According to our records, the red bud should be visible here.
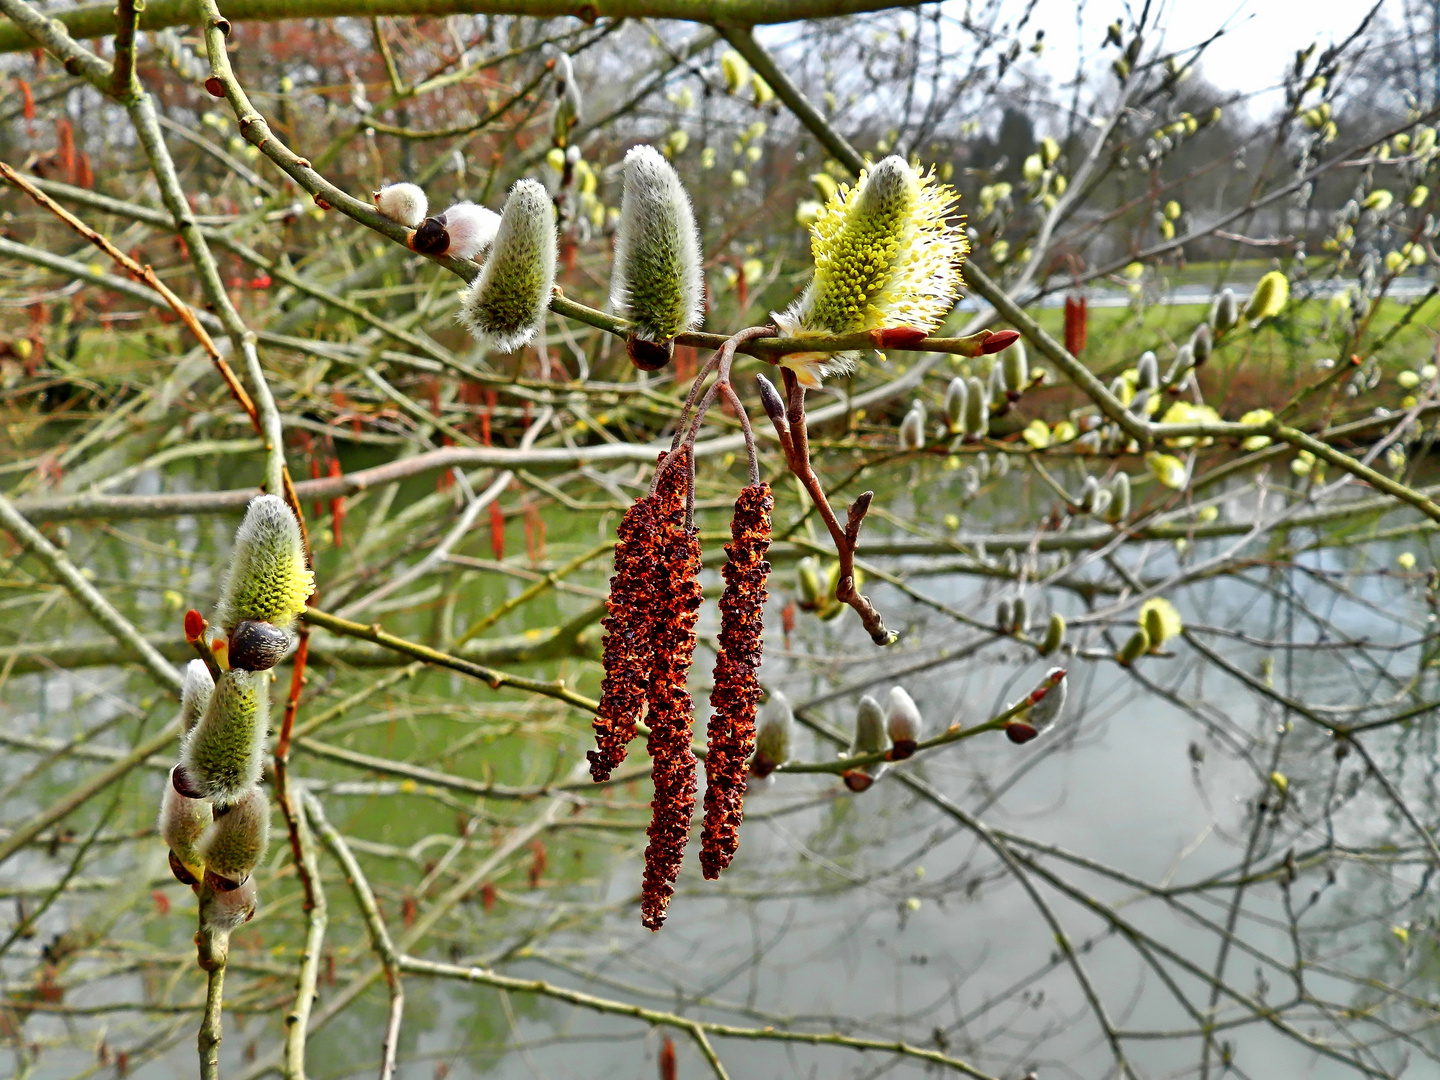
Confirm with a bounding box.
[183,609,207,644]
[204,77,225,98]
[1005,722,1039,745]
[842,770,875,792]
[875,326,930,349]
[981,329,1021,355]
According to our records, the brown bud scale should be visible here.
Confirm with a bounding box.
[699,483,772,880]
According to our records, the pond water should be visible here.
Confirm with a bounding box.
[2,450,1436,1080]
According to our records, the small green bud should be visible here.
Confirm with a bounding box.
[180,659,214,735]
[1143,605,1167,649]
[720,49,751,95]
[1040,612,1066,656]
[1118,627,1150,665]
[995,599,1012,632]
[458,178,557,353]
[215,495,313,634]
[181,669,270,808]
[797,557,823,606]
[1136,351,1159,392]
[200,786,270,886]
[1211,288,1238,332]
[1001,338,1028,399]
[1012,596,1029,636]
[1079,475,1099,512]
[751,691,793,777]
[963,375,989,440]
[944,376,967,433]
[610,145,704,351]
[1244,271,1288,323]
[1191,323,1212,363]
[1166,343,1195,386]
[1104,472,1130,524]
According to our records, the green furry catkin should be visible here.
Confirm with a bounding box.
[181,669,269,807]
[609,144,704,345]
[458,178,557,352]
[215,495,313,634]
[199,785,270,884]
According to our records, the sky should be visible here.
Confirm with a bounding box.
[1026,0,1386,112]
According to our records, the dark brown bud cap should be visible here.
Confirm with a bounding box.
[228,619,291,671]
[1005,722,1039,744]
[626,335,674,371]
[410,215,450,256]
[169,848,200,886]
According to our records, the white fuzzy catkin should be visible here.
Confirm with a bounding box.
[373,182,428,228]
[458,179,557,352]
[752,691,794,775]
[851,695,889,780]
[199,785,271,884]
[609,144,704,344]
[181,669,269,808]
[214,495,313,634]
[180,658,214,734]
[201,875,258,933]
[885,686,923,746]
[439,202,502,261]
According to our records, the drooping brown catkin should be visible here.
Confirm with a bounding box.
[700,483,773,880]
[639,451,703,930]
[588,491,661,782]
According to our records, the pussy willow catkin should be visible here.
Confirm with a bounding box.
[588,466,665,782]
[699,483,772,880]
[639,452,702,931]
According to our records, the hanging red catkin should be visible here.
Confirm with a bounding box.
[639,452,702,930]
[588,488,661,781]
[700,482,772,880]
[1064,294,1088,356]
